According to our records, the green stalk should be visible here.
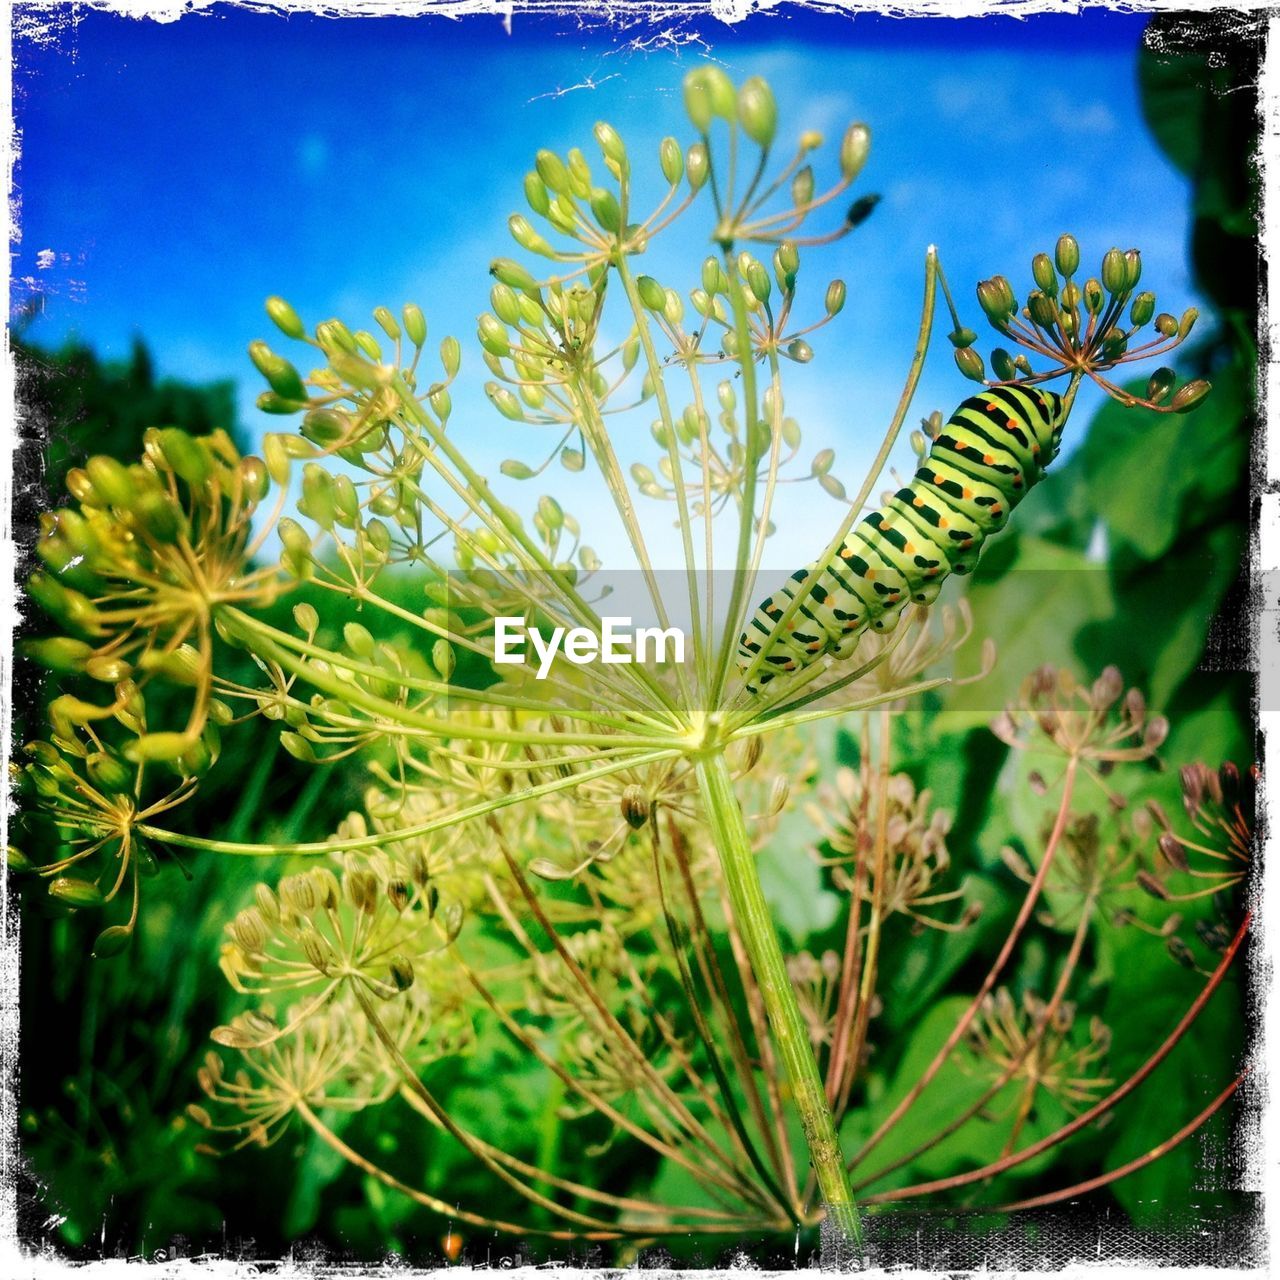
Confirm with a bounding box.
[694,748,863,1261]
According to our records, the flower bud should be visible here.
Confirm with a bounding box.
[1178,307,1199,338]
[593,120,626,164]
[656,136,683,187]
[534,149,571,194]
[486,383,524,422]
[508,215,554,258]
[686,142,709,192]
[737,76,777,148]
[991,348,1016,381]
[745,260,771,302]
[1123,249,1142,289]
[787,339,813,363]
[389,955,416,992]
[248,341,307,402]
[792,165,815,209]
[1083,278,1105,315]
[23,636,93,674]
[266,296,305,339]
[1146,366,1172,404]
[477,315,510,357]
[590,187,622,234]
[523,171,550,215]
[824,280,846,316]
[1054,234,1080,277]
[1170,379,1211,414]
[1032,253,1058,297]
[683,67,736,132]
[85,456,134,509]
[1027,291,1058,330]
[1101,248,1128,295]
[49,877,105,908]
[636,275,667,311]
[954,348,986,382]
[1129,291,1156,326]
[402,303,428,346]
[976,276,1016,324]
[839,123,871,180]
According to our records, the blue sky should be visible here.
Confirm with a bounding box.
[14,7,1196,568]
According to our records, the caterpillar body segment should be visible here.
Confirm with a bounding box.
[738,385,1067,691]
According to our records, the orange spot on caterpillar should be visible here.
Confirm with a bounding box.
[1006,418,1018,429]
[983,454,994,464]
[963,488,973,500]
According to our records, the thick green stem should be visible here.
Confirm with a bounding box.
[694,749,864,1261]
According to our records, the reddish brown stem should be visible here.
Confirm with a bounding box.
[862,911,1249,1204]
[848,755,1080,1171]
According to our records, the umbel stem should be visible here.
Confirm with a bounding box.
[694,749,865,1265]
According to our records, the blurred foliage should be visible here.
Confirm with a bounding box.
[14,11,1258,1266]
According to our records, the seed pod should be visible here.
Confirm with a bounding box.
[954,347,985,382]
[636,275,667,311]
[686,142,709,192]
[1170,379,1211,414]
[508,215,554,258]
[49,876,105,908]
[792,165,815,208]
[787,339,813,363]
[1146,366,1177,404]
[824,280,846,316]
[1027,291,1058,329]
[1031,253,1058,297]
[266,296,305,339]
[1082,278,1104,316]
[991,348,1016,381]
[1101,248,1127,295]
[389,955,416,992]
[659,136,683,186]
[737,76,778,148]
[590,187,622,234]
[620,785,649,829]
[232,908,268,956]
[1055,233,1080,277]
[839,122,871,180]
[683,66,735,131]
[1129,291,1156,326]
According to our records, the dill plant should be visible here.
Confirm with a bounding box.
[17,69,1244,1260]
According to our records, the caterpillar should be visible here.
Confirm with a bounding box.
[738,384,1067,690]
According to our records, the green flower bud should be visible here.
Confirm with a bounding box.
[1027,291,1059,330]
[1178,307,1199,338]
[976,276,1016,324]
[658,136,683,186]
[315,318,357,355]
[523,171,550,216]
[954,347,986,382]
[248,341,307,401]
[1083,278,1105,316]
[92,925,133,958]
[372,305,400,341]
[84,655,131,683]
[593,121,626,164]
[791,165,815,209]
[1129,291,1156,326]
[1123,249,1143,289]
[991,348,1017,381]
[486,383,525,421]
[239,457,269,502]
[1146,367,1177,404]
[825,280,847,316]
[777,240,800,276]
[256,391,305,415]
[429,386,452,420]
[1032,253,1058,297]
[746,260,771,302]
[1171,379,1211,413]
[490,283,522,326]
[300,463,337,529]
[683,67,736,131]
[85,455,134,509]
[560,447,585,472]
[156,428,210,486]
[49,876,105,908]
[23,636,93,674]
[839,123,871,180]
[501,459,534,480]
[265,295,305,339]
[508,215,555,258]
[589,187,622,234]
[1101,248,1128,295]
[490,258,539,294]
[440,335,462,378]
[534,149,571,194]
[477,315,511,357]
[1055,233,1080,277]
[737,76,777,148]
[125,731,197,764]
[566,148,592,198]
[787,339,813,363]
[686,142,709,192]
[948,326,978,349]
[636,275,667,311]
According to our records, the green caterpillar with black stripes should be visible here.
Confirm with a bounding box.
[738,384,1068,690]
